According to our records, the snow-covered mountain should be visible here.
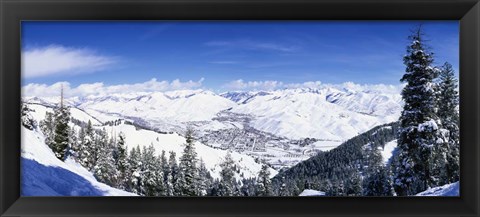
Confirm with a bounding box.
[229,88,401,140]
[24,86,402,169]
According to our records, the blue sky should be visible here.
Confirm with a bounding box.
[22,21,459,93]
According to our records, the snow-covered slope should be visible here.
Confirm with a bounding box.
[104,123,277,179]
[299,189,326,196]
[381,140,398,164]
[230,88,401,140]
[21,126,135,196]
[77,90,237,123]
[24,102,277,181]
[415,182,459,196]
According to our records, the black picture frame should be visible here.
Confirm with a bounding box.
[1,0,479,216]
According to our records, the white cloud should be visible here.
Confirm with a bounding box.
[334,82,405,94]
[22,45,116,78]
[284,81,323,89]
[222,79,284,91]
[22,78,205,98]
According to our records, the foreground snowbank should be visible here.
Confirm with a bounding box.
[416,182,459,196]
[21,126,135,196]
[299,189,326,196]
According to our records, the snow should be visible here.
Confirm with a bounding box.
[65,87,401,143]
[27,103,101,125]
[21,126,135,196]
[24,102,278,183]
[416,182,459,196]
[381,140,397,164]
[78,90,236,123]
[312,140,343,152]
[231,88,401,140]
[299,189,326,196]
[106,124,277,180]
[418,120,439,132]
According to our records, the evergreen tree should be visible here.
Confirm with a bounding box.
[240,178,257,196]
[393,26,448,195]
[78,120,97,171]
[436,62,460,184]
[66,127,78,159]
[153,157,166,196]
[175,169,187,196]
[178,128,199,196]
[141,144,159,196]
[256,164,272,196]
[278,176,290,196]
[39,111,55,149]
[165,172,175,196]
[114,132,129,189]
[94,129,117,186]
[345,169,362,196]
[52,92,71,160]
[160,150,169,182]
[197,158,211,196]
[168,151,179,195]
[219,152,236,196]
[21,103,36,130]
[363,146,394,196]
[128,146,143,195]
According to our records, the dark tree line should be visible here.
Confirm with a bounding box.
[272,122,400,196]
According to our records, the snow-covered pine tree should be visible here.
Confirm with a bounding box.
[112,132,129,188]
[154,156,166,196]
[219,151,236,196]
[178,128,199,196]
[362,147,393,196]
[21,102,36,130]
[66,127,78,159]
[39,111,55,149]
[168,151,180,195]
[78,120,97,170]
[94,129,117,186]
[393,26,449,195]
[240,178,256,196]
[160,150,169,185]
[278,176,290,196]
[128,146,143,195]
[256,164,272,196]
[140,144,159,196]
[197,158,211,196]
[174,168,186,196]
[52,86,71,160]
[436,62,460,184]
[345,169,362,196]
[166,172,175,196]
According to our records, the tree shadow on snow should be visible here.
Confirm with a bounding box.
[21,158,104,196]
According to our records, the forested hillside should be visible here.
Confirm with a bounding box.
[272,122,400,196]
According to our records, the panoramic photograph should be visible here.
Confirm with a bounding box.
[20,21,459,196]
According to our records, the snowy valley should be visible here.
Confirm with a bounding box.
[25,85,403,169]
